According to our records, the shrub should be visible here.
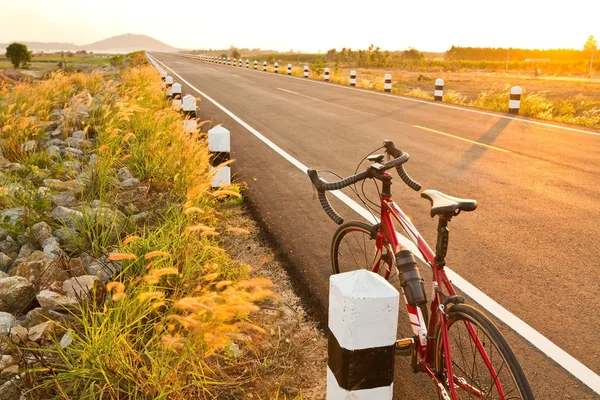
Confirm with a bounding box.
[6,42,32,68]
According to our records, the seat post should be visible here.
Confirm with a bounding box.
[434,215,451,267]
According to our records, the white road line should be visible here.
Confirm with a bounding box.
[170,53,600,137]
[149,54,600,395]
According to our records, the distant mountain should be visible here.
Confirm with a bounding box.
[0,34,178,53]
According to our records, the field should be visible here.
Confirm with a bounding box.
[252,60,600,128]
[0,52,111,79]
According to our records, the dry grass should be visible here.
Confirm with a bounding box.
[0,52,305,399]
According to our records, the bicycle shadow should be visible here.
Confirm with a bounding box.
[459,117,512,170]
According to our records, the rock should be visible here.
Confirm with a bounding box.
[117,167,134,181]
[42,179,84,192]
[124,203,138,216]
[0,172,6,186]
[28,320,60,342]
[59,329,74,348]
[0,377,21,400]
[0,239,19,259]
[93,206,126,227]
[0,355,15,371]
[0,277,35,314]
[61,147,84,158]
[20,140,37,154]
[30,222,53,245]
[0,312,16,334]
[67,257,88,276]
[35,290,78,312]
[62,160,81,173]
[51,206,84,229]
[0,254,12,272]
[49,191,77,207]
[22,307,71,328]
[42,237,63,260]
[0,208,25,226]
[8,260,70,292]
[120,178,140,187]
[8,326,28,343]
[5,163,24,173]
[44,138,66,148]
[37,186,51,198]
[71,131,85,139]
[9,251,45,271]
[15,244,35,261]
[89,154,97,167]
[131,212,148,224]
[47,128,62,137]
[85,261,119,283]
[30,168,51,183]
[53,228,78,246]
[65,137,92,150]
[0,272,6,279]
[62,275,105,303]
[46,145,61,158]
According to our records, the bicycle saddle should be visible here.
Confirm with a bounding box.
[421,189,477,218]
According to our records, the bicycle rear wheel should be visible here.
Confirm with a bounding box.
[434,304,534,399]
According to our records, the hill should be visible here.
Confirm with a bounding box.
[0,34,177,53]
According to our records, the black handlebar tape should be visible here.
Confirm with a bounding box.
[397,165,421,191]
[318,190,344,225]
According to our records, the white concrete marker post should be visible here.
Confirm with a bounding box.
[274,62,279,73]
[246,59,249,68]
[160,70,167,88]
[327,270,398,399]
[263,61,267,71]
[208,126,231,188]
[324,67,330,82]
[434,78,444,101]
[182,94,197,134]
[233,58,237,67]
[384,74,392,92]
[165,76,174,98]
[304,65,309,78]
[171,82,182,107]
[254,60,258,70]
[239,59,242,67]
[228,57,231,66]
[350,70,357,86]
[509,86,522,114]
[287,63,292,75]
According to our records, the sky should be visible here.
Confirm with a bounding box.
[0,0,598,52]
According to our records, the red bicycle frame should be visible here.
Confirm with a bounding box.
[372,184,504,399]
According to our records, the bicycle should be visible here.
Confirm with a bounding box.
[307,140,534,399]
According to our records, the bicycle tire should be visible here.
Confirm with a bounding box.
[331,220,429,333]
[434,304,534,399]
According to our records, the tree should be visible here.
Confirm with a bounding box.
[584,35,597,52]
[229,45,240,60]
[6,42,32,69]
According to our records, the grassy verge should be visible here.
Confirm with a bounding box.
[1,51,287,399]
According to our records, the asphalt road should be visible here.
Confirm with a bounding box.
[151,53,600,399]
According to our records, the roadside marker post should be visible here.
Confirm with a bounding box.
[233,58,237,66]
[160,70,167,88]
[509,86,522,114]
[254,60,258,70]
[182,94,197,133]
[228,57,231,66]
[327,270,398,399]
[274,62,279,73]
[171,82,182,107]
[246,59,249,68]
[287,63,292,75]
[207,126,231,188]
[239,59,242,67]
[384,74,392,92]
[324,67,330,82]
[350,70,357,86]
[165,76,174,98]
[304,65,309,78]
[434,78,444,101]
[263,61,267,71]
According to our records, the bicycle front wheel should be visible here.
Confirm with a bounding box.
[434,304,534,399]
[331,221,395,280]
